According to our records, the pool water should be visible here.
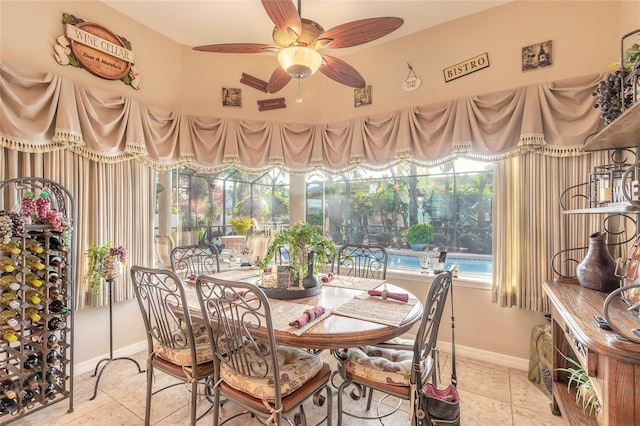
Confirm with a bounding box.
[387,252,492,275]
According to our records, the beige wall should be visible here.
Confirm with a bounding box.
[1,0,638,369]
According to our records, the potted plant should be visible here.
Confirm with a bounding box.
[406,223,435,251]
[260,222,337,287]
[557,353,602,420]
[85,242,127,294]
[230,216,252,235]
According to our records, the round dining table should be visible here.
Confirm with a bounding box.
[183,268,424,350]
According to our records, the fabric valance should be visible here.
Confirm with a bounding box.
[1,60,605,174]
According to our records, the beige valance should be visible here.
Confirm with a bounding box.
[1,60,605,173]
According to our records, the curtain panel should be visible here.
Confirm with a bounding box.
[1,60,606,173]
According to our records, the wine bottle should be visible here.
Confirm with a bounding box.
[38,236,68,252]
[25,290,42,306]
[25,307,42,322]
[22,255,45,271]
[0,293,21,310]
[0,377,17,400]
[24,273,44,288]
[21,389,37,410]
[0,242,21,255]
[23,353,43,374]
[48,317,66,330]
[0,396,18,415]
[0,310,20,329]
[0,257,16,273]
[0,328,18,343]
[46,334,59,349]
[24,239,44,254]
[46,350,63,368]
[0,275,21,292]
[48,286,64,301]
[48,256,66,268]
[49,300,68,314]
[44,383,57,400]
[47,272,62,286]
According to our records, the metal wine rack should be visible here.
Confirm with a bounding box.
[0,178,75,423]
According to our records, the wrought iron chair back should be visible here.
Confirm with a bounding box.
[335,244,388,280]
[170,243,220,278]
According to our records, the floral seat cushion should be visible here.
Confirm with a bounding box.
[220,344,323,401]
[345,345,413,386]
[154,324,213,366]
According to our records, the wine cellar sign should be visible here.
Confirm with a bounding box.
[54,13,140,90]
[443,52,490,83]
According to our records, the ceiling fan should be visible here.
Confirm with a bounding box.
[193,0,404,93]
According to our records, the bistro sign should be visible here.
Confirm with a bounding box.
[443,53,490,83]
[54,13,140,90]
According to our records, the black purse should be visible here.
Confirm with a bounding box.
[416,281,460,426]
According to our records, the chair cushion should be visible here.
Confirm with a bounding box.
[220,344,323,401]
[154,324,213,366]
[345,345,413,386]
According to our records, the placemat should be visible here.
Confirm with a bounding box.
[333,294,417,327]
[322,275,384,291]
[214,268,260,282]
[269,301,332,336]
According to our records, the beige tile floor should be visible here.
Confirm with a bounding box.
[8,350,564,426]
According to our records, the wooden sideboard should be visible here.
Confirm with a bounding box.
[543,280,640,425]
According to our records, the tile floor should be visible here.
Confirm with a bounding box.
[7,350,565,426]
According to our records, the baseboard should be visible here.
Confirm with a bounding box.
[438,340,529,371]
[73,340,148,376]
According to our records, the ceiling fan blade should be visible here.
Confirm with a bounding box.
[193,43,273,54]
[261,0,302,37]
[319,55,365,88]
[318,17,404,49]
[268,66,292,93]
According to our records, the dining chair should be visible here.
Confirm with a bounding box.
[170,243,220,278]
[194,275,333,426]
[334,244,388,280]
[130,266,216,426]
[334,269,454,425]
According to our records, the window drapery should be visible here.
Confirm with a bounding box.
[1,60,612,310]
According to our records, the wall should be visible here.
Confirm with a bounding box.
[1,0,638,370]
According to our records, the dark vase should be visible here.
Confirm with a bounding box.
[576,231,620,293]
[302,252,320,289]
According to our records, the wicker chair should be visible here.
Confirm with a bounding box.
[335,270,454,425]
[130,266,215,426]
[194,276,333,426]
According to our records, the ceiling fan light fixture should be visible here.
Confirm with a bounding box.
[277,46,322,79]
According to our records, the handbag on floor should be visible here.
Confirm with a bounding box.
[416,279,461,426]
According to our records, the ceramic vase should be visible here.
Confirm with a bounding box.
[576,231,620,293]
[103,254,122,280]
[302,251,320,289]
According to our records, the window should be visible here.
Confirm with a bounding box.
[306,160,493,275]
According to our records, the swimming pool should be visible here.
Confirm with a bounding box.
[386,251,492,275]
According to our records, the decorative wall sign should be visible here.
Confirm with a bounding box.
[443,53,490,82]
[54,13,140,90]
[257,97,286,111]
[240,73,269,93]
[222,88,242,107]
[402,63,421,92]
[522,40,553,72]
[354,85,372,107]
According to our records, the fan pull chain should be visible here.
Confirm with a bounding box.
[296,79,303,103]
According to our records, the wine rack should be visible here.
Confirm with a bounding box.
[0,178,75,423]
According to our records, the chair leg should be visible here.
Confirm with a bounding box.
[144,363,153,426]
[365,386,374,410]
[190,380,198,426]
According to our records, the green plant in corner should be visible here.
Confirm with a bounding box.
[556,352,601,416]
[230,216,253,235]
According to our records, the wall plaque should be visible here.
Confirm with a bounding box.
[257,97,286,111]
[54,13,140,90]
[240,73,269,93]
[443,53,489,83]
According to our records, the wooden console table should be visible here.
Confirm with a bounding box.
[543,280,640,425]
